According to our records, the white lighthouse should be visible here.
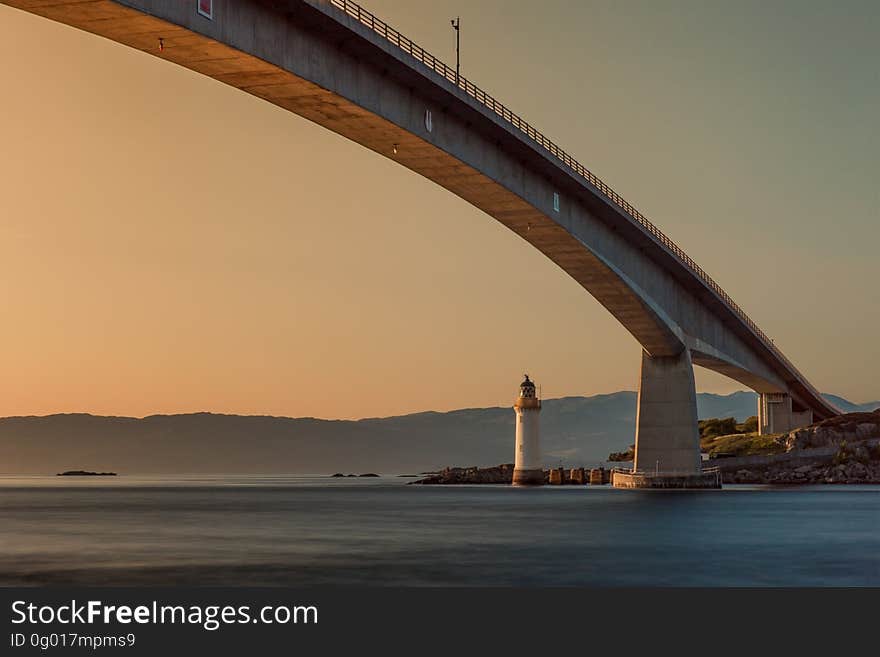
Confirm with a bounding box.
[513,374,543,486]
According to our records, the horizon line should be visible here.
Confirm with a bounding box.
[1,390,874,424]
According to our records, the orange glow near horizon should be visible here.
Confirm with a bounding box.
[0,1,877,420]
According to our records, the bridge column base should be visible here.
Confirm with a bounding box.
[612,469,721,489]
[630,348,703,476]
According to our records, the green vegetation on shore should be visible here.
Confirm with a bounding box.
[700,431,786,457]
[608,415,783,461]
[699,416,757,439]
[699,415,784,457]
[607,446,635,461]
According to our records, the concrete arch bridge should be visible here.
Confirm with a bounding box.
[4,0,841,484]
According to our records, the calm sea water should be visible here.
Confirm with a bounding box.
[1,475,878,586]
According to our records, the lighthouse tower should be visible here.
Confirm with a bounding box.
[513,374,543,486]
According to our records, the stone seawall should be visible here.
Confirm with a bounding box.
[410,464,612,485]
[711,438,880,484]
[707,438,880,473]
[707,447,837,472]
[611,469,722,489]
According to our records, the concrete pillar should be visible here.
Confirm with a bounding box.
[759,393,789,434]
[549,468,564,485]
[791,409,813,429]
[757,394,763,433]
[758,393,812,435]
[633,349,701,475]
[570,468,585,485]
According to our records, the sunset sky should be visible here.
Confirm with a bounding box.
[0,0,877,420]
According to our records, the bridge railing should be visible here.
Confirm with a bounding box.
[327,0,811,390]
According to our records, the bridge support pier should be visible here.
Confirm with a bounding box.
[758,393,813,435]
[613,349,720,489]
[633,348,701,474]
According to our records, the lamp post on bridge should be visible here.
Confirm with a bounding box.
[450,16,460,85]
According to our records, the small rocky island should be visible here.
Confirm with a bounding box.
[56,470,117,476]
[412,464,516,485]
[331,473,380,478]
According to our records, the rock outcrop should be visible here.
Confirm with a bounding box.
[411,464,516,485]
[784,411,880,451]
[728,461,880,485]
[724,411,880,484]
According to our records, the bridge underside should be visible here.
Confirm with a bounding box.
[3,0,838,486]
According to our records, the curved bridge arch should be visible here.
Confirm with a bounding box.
[4,0,841,471]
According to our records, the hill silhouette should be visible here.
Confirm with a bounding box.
[0,392,875,474]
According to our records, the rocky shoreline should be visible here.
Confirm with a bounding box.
[410,464,515,485]
[716,411,880,484]
[412,456,880,486]
[409,463,612,485]
[726,461,880,484]
[412,411,880,486]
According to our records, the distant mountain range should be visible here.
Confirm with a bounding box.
[1,392,876,475]
[820,394,880,415]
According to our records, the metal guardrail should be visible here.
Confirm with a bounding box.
[327,0,825,404]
